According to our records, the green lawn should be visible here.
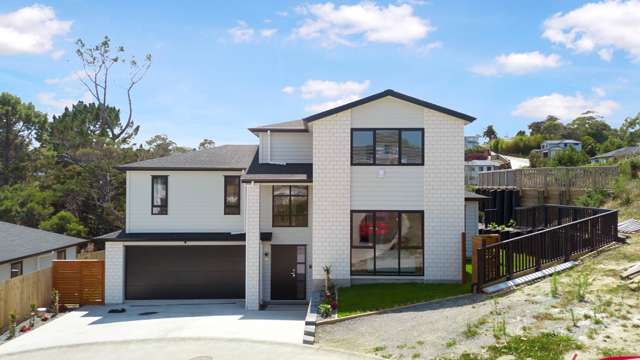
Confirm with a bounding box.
[337,281,472,317]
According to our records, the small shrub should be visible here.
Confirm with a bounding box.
[493,317,507,339]
[318,303,332,318]
[51,289,60,316]
[574,273,590,302]
[372,345,387,353]
[568,308,577,327]
[29,303,36,327]
[445,338,456,348]
[8,311,17,338]
[463,322,480,338]
[411,353,421,359]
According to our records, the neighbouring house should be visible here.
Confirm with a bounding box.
[0,221,88,281]
[464,191,486,257]
[532,139,582,159]
[464,135,480,149]
[465,159,501,185]
[97,89,476,310]
[491,153,530,169]
[591,146,640,164]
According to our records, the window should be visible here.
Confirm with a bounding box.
[10,261,22,278]
[351,129,423,165]
[273,185,308,227]
[56,250,66,260]
[351,211,423,276]
[151,175,168,215]
[224,176,241,215]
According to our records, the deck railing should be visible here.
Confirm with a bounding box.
[478,166,618,189]
[476,205,618,289]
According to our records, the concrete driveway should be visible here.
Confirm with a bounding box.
[0,301,307,356]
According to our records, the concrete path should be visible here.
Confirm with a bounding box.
[0,338,373,360]
[0,302,306,355]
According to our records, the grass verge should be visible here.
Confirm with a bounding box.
[337,282,471,317]
[487,332,583,360]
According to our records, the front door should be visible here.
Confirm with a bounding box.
[271,245,306,300]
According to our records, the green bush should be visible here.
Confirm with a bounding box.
[318,303,332,318]
[575,188,609,208]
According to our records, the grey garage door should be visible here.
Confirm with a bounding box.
[125,246,245,300]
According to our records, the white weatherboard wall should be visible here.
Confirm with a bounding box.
[424,108,466,281]
[0,246,77,281]
[258,132,312,163]
[311,111,351,287]
[126,171,245,233]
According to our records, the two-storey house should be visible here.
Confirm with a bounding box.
[98,89,477,310]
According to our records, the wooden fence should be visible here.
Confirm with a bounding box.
[0,267,52,332]
[52,260,104,305]
[475,205,619,289]
[478,166,618,190]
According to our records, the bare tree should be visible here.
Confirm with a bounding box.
[75,36,151,143]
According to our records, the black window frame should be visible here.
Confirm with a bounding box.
[224,175,241,215]
[10,261,23,278]
[151,175,168,215]
[351,128,424,166]
[350,210,424,276]
[272,185,309,227]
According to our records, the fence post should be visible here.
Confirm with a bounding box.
[461,232,466,284]
[506,242,513,280]
[589,219,596,251]
[564,226,571,261]
[543,206,549,228]
[535,233,543,271]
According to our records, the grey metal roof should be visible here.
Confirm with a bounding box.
[117,145,258,171]
[592,146,640,159]
[542,139,581,144]
[248,119,307,133]
[242,152,313,183]
[302,89,476,123]
[0,221,88,264]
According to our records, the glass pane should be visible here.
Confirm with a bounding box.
[376,130,399,164]
[296,263,306,274]
[352,130,374,164]
[351,248,374,274]
[297,246,306,262]
[152,177,167,206]
[291,186,308,196]
[400,248,423,274]
[290,196,307,215]
[375,212,399,273]
[273,185,290,196]
[401,130,422,164]
[273,215,289,227]
[291,215,308,227]
[273,196,290,215]
[401,213,423,248]
[352,212,374,246]
[225,177,239,206]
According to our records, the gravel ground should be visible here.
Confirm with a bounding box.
[317,236,640,359]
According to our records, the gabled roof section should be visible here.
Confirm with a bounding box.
[0,221,88,264]
[302,89,476,123]
[241,152,312,183]
[248,119,308,134]
[591,146,640,159]
[117,145,257,171]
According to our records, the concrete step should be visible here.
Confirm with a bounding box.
[303,334,315,345]
[304,325,315,337]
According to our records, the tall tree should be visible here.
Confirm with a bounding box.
[483,125,497,141]
[75,36,151,143]
[529,116,567,139]
[198,138,216,150]
[0,93,47,186]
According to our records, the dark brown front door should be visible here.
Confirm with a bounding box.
[271,245,306,300]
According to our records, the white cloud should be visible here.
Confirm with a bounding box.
[44,70,84,85]
[37,91,92,112]
[304,95,360,112]
[281,85,296,94]
[228,21,255,43]
[277,11,289,17]
[512,92,619,120]
[471,51,562,76]
[283,79,370,113]
[260,28,278,38]
[0,4,71,56]
[542,0,640,61]
[293,2,434,47]
[592,86,606,97]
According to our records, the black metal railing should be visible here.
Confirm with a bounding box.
[476,205,618,289]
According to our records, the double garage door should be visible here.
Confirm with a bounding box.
[125,246,245,300]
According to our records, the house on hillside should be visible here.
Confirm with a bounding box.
[465,159,502,185]
[591,146,640,164]
[533,139,582,159]
[464,135,480,149]
[0,221,88,281]
[97,89,478,310]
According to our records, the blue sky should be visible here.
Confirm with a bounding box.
[1,0,639,147]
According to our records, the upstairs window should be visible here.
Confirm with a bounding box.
[10,261,22,278]
[224,176,241,215]
[351,129,423,165]
[151,175,168,215]
[56,250,66,260]
[273,185,308,227]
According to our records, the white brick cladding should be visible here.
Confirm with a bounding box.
[424,108,466,281]
[465,201,479,258]
[311,111,352,283]
[244,183,261,310]
[105,242,124,304]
